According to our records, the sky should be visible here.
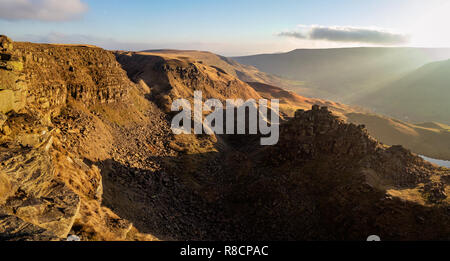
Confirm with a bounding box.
[1,0,450,56]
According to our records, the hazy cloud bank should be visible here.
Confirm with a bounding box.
[0,0,88,21]
[279,25,410,45]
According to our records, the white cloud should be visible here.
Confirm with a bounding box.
[279,25,410,45]
[0,0,88,21]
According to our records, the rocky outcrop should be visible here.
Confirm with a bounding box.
[0,35,13,52]
[0,213,59,241]
[115,51,261,112]
[2,38,80,240]
[273,106,437,187]
[11,41,130,119]
[195,106,445,240]
[0,135,80,240]
[0,37,157,241]
[277,106,377,161]
[421,182,447,203]
[0,35,27,115]
[0,113,6,130]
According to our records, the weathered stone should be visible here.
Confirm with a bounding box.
[0,144,81,239]
[2,125,11,135]
[0,70,19,90]
[0,37,155,241]
[0,212,58,241]
[5,61,23,72]
[320,106,329,112]
[0,113,6,129]
[0,173,13,205]
[0,35,13,52]
[0,37,27,114]
[421,182,447,203]
[0,88,26,114]
[0,53,12,61]
[294,109,304,118]
[11,41,129,115]
[0,89,15,113]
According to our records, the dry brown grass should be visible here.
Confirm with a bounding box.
[347,112,450,160]
[132,49,296,90]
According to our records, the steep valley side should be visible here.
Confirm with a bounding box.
[0,36,449,241]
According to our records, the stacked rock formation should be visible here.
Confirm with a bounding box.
[272,106,438,187]
[276,106,378,161]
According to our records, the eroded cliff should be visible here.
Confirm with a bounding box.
[0,35,449,241]
[0,36,157,240]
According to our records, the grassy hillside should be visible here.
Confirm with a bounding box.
[140,49,296,89]
[233,47,450,101]
[346,113,450,160]
[358,59,450,124]
[247,82,356,117]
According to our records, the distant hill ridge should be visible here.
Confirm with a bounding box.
[127,49,450,160]
[233,47,450,101]
[358,58,450,125]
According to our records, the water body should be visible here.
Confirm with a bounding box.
[420,155,450,168]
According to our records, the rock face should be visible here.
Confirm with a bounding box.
[0,108,82,240]
[246,106,450,240]
[1,36,131,121]
[0,138,80,240]
[421,182,447,203]
[115,51,261,112]
[0,213,59,241]
[0,35,13,52]
[275,106,436,187]
[0,113,6,129]
[277,106,377,160]
[12,42,130,118]
[0,37,156,241]
[0,35,27,114]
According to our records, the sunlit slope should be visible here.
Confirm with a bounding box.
[359,59,450,124]
[115,50,262,111]
[247,82,355,117]
[117,49,450,161]
[233,47,450,101]
[248,83,450,161]
[139,49,294,89]
[346,112,450,160]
